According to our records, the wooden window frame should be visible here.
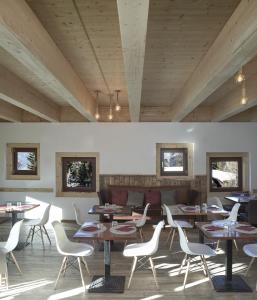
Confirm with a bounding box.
[160,148,188,176]
[209,157,243,192]
[6,143,40,180]
[56,152,99,197]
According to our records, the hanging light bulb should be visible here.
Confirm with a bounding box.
[94,90,100,120]
[108,94,113,120]
[235,67,245,84]
[241,80,247,105]
[115,90,121,111]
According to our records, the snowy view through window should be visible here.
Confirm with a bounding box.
[17,151,36,171]
[66,161,93,188]
[163,151,184,172]
[211,160,239,188]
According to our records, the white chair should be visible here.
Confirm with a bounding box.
[207,196,224,210]
[72,203,84,226]
[127,203,150,241]
[176,222,216,289]
[212,203,240,250]
[123,220,164,289]
[163,204,193,250]
[243,243,257,290]
[51,220,94,290]
[24,204,51,248]
[0,220,23,277]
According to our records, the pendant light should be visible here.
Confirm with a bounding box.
[241,80,247,105]
[108,94,113,120]
[235,67,245,84]
[115,90,121,111]
[94,90,100,120]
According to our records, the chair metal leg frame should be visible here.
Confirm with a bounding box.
[245,257,255,276]
[199,256,207,276]
[128,256,138,288]
[0,271,8,290]
[135,256,149,271]
[149,256,159,289]
[25,225,51,248]
[178,254,187,275]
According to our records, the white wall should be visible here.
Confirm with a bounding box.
[0,122,257,220]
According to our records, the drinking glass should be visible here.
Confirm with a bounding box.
[6,202,12,210]
[112,221,118,227]
[16,201,22,208]
[195,205,200,213]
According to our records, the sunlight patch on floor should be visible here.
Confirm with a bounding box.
[47,287,85,300]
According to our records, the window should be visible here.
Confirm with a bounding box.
[209,157,242,192]
[156,143,193,179]
[160,148,188,176]
[7,143,40,180]
[62,157,96,192]
[13,148,37,175]
[56,152,99,197]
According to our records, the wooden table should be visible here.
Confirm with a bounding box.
[0,203,40,226]
[196,221,257,292]
[88,205,132,222]
[74,222,137,293]
[169,205,228,219]
[224,196,255,204]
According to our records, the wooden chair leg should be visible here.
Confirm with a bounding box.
[54,256,67,289]
[178,254,187,275]
[166,228,172,244]
[81,257,90,276]
[10,252,22,274]
[169,229,176,250]
[183,258,191,289]
[200,255,207,276]
[139,228,144,242]
[202,256,214,289]
[43,225,51,245]
[39,226,45,249]
[31,226,36,244]
[233,239,238,251]
[77,257,85,292]
[149,257,159,289]
[245,257,255,276]
[25,227,32,245]
[128,256,137,289]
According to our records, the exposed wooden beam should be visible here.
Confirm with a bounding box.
[117,0,149,122]
[224,104,257,122]
[0,0,96,121]
[171,0,257,121]
[212,77,257,121]
[0,100,22,122]
[0,65,60,122]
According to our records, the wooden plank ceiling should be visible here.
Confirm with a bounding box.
[1,0,257,122]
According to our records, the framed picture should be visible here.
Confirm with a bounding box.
[7,143,40,180]
[56,152,99,197]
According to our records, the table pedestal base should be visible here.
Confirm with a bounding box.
[88,275,125,293]
[98,242,124,252]
[212,275,252,292]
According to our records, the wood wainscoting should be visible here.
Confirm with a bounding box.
[100,174,207,203]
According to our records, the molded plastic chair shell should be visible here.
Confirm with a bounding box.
[123,220,164,257]
[135,203,150,227]
[212,203,240,226]
[207,196,223,210]
[72,203,84,226]
[163,204,192,228]
[24,204,51,226]
[51,220,94,257]
[176,222,215,257]
[0,220,23,253]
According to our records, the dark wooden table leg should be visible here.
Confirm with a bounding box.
[226,239,233,281]
[11,212,18,226]
[199,230,204,244]
[104,240,111,277]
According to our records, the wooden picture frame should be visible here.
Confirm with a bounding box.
[6,143,40,180]
[56,152,99,197]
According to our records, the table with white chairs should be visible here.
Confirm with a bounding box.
[73,221,137,293]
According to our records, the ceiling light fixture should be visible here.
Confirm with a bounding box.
[108,94,113,120]
[94,90,100,120]
[235,67,245,84]
[241,80,247,105]
[115,90,121,112]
